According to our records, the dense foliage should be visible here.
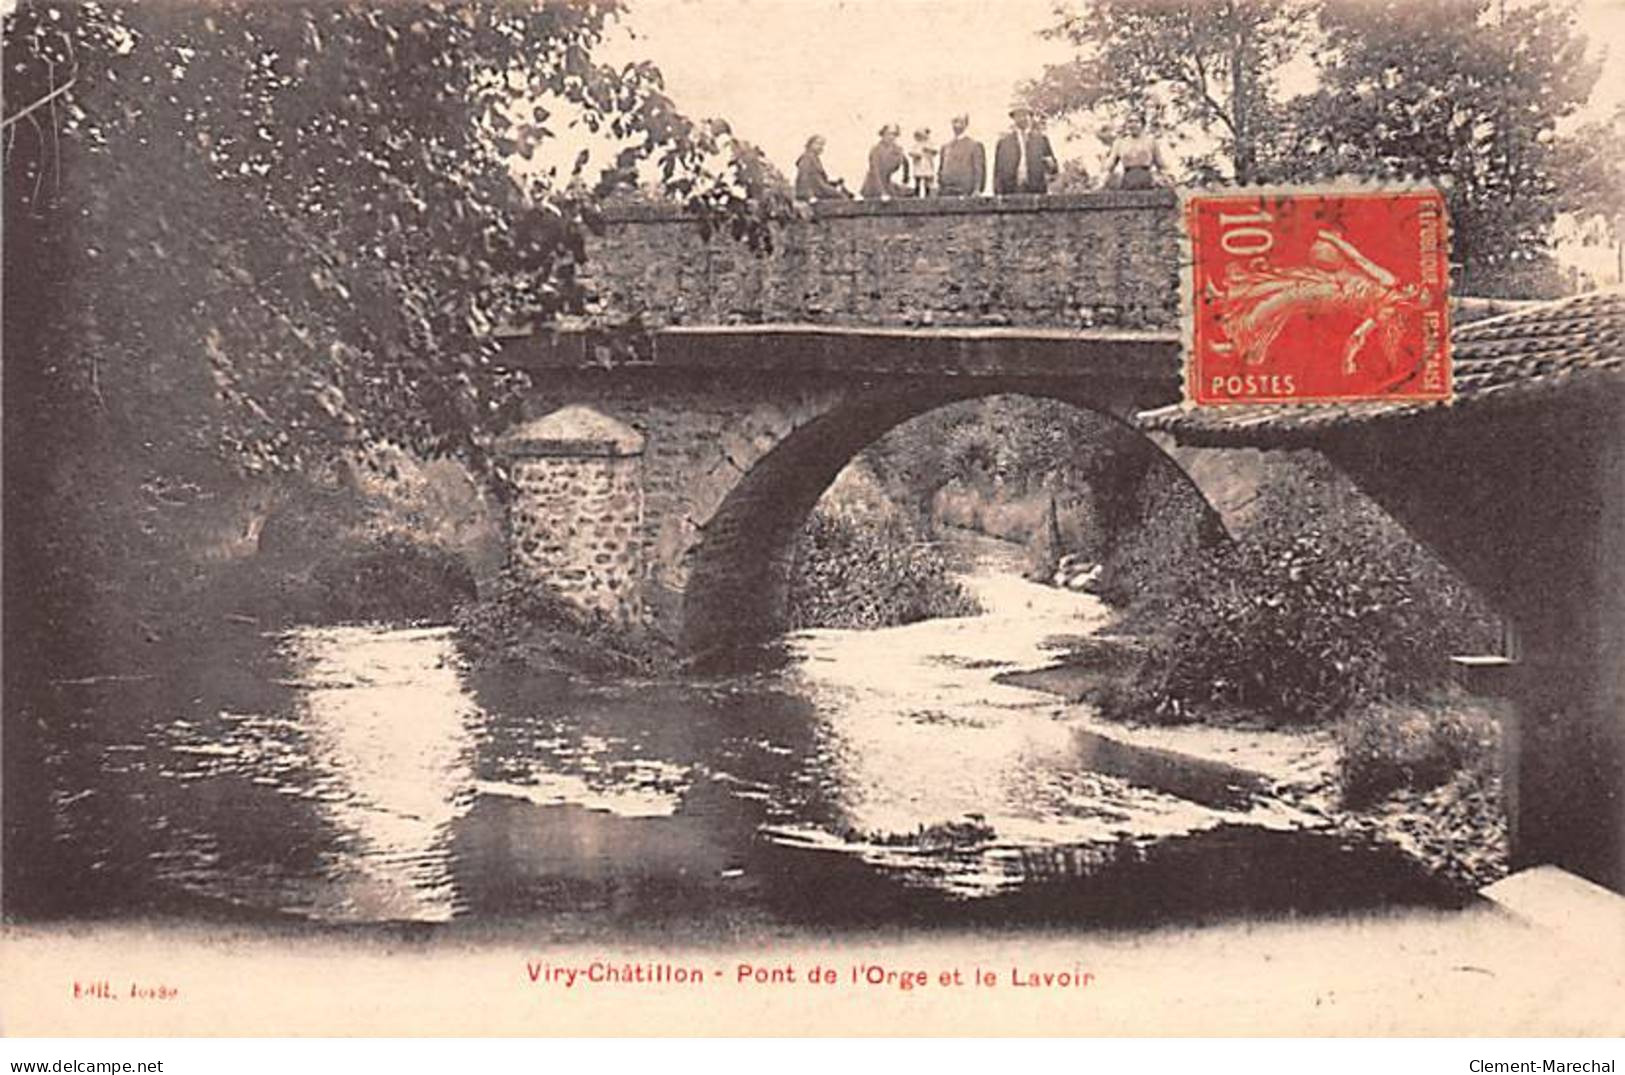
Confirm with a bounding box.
[860,396,1154,543]
[1337,697,1499,808]
[1023,0,1304,184]
[1092,463,1223,613]
[1098,459,1499,726]
[5,1,758,475]
[1020,0,1610,294]
[787,508,982,631]
[454,566,675,675]
[854,394,1222,624]
[3,0,771,676]
[1289,0,1602,295]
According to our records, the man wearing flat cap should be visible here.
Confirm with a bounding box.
[993,104,1058,195]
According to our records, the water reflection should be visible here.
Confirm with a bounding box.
[122,626,475,921]
[29,532,1454,927]
[277,625,477,921]
[765,531,1298,898]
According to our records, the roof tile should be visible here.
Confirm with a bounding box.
[1141,289,1625,446]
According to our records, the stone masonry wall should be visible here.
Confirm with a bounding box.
[508,455,644,624]
[510,374,850,630]
[510,371,1154,648]
[580,192,1179,331]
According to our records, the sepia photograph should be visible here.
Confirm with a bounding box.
[2,0,1622,1042]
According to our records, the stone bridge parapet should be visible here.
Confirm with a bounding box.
[578,190,1181,332]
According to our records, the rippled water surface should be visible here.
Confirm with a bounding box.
[28,532,1448,929]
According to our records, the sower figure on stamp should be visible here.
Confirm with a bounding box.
[937,114,986,197]
[993,104,1058,194]
[1221,230,1431,390]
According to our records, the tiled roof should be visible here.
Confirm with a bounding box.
[1139,289,1625,447]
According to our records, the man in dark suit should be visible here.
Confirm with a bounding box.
[993,105,1058,195]
[937,114,987,196]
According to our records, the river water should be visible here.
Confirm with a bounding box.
[28,531,1449,931]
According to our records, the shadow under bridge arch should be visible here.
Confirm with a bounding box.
[677,383,1229,660]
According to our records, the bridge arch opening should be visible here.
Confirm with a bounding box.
[676,387,1227,659]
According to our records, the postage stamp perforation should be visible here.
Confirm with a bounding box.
[1177,181,1454,409]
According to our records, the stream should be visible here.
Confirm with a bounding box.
[27,530,1450,930]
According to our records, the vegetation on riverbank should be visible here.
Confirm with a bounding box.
[1010,649,1507,892]
[453,568,677,676]
[4,1,781,705]
[1087,457,1500,727]
[786,510,982,631]
[450,460,982,675]
[787,466,982,631]
[799,398,1511,891]
[993,450,1509,889]
[1336,696,1501,809]
[1342,767,1509,893]
[4,445,506,690]
[1324,693,1506,891]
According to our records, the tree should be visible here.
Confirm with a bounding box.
[1019,0,1604,294]
[858,397,1149,537]
[1284,0,1601,295]
[1,0,776,674]
[1550,102,1625,286]
[5,1,766,477]
[600,120,793,224]
[1019,0,1312,184]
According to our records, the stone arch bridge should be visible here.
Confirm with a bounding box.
[495,192,1624,890]
[498,192,1195,651]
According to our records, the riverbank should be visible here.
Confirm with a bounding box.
[452,568,680,676]
[763,530,1458,911]
[998,636,1509,895]
[9,519,1506,933]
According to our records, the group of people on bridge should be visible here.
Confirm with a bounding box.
[794,105,1168,202]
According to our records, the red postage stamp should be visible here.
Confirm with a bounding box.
[1184,187,1451,406]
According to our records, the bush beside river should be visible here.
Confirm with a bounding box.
[453,567,677,675]
[1086,456,1500,728]
[783,459,983,632]
[1021,455,1510,894]
[452,460,981,674]
[786,508,982,631]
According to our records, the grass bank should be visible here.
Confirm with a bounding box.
[452,568,677,676]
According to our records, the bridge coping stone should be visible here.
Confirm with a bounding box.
[597,188,1179,224]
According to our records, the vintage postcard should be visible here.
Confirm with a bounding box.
[2,0,1621,1043]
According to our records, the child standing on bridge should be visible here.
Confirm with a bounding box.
[909,128,938,197]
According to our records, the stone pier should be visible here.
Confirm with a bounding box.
[497,405,646,625]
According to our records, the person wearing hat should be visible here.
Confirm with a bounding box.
[993,103,1058,195]
[861,123,910,200]
[937,114,987,197]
